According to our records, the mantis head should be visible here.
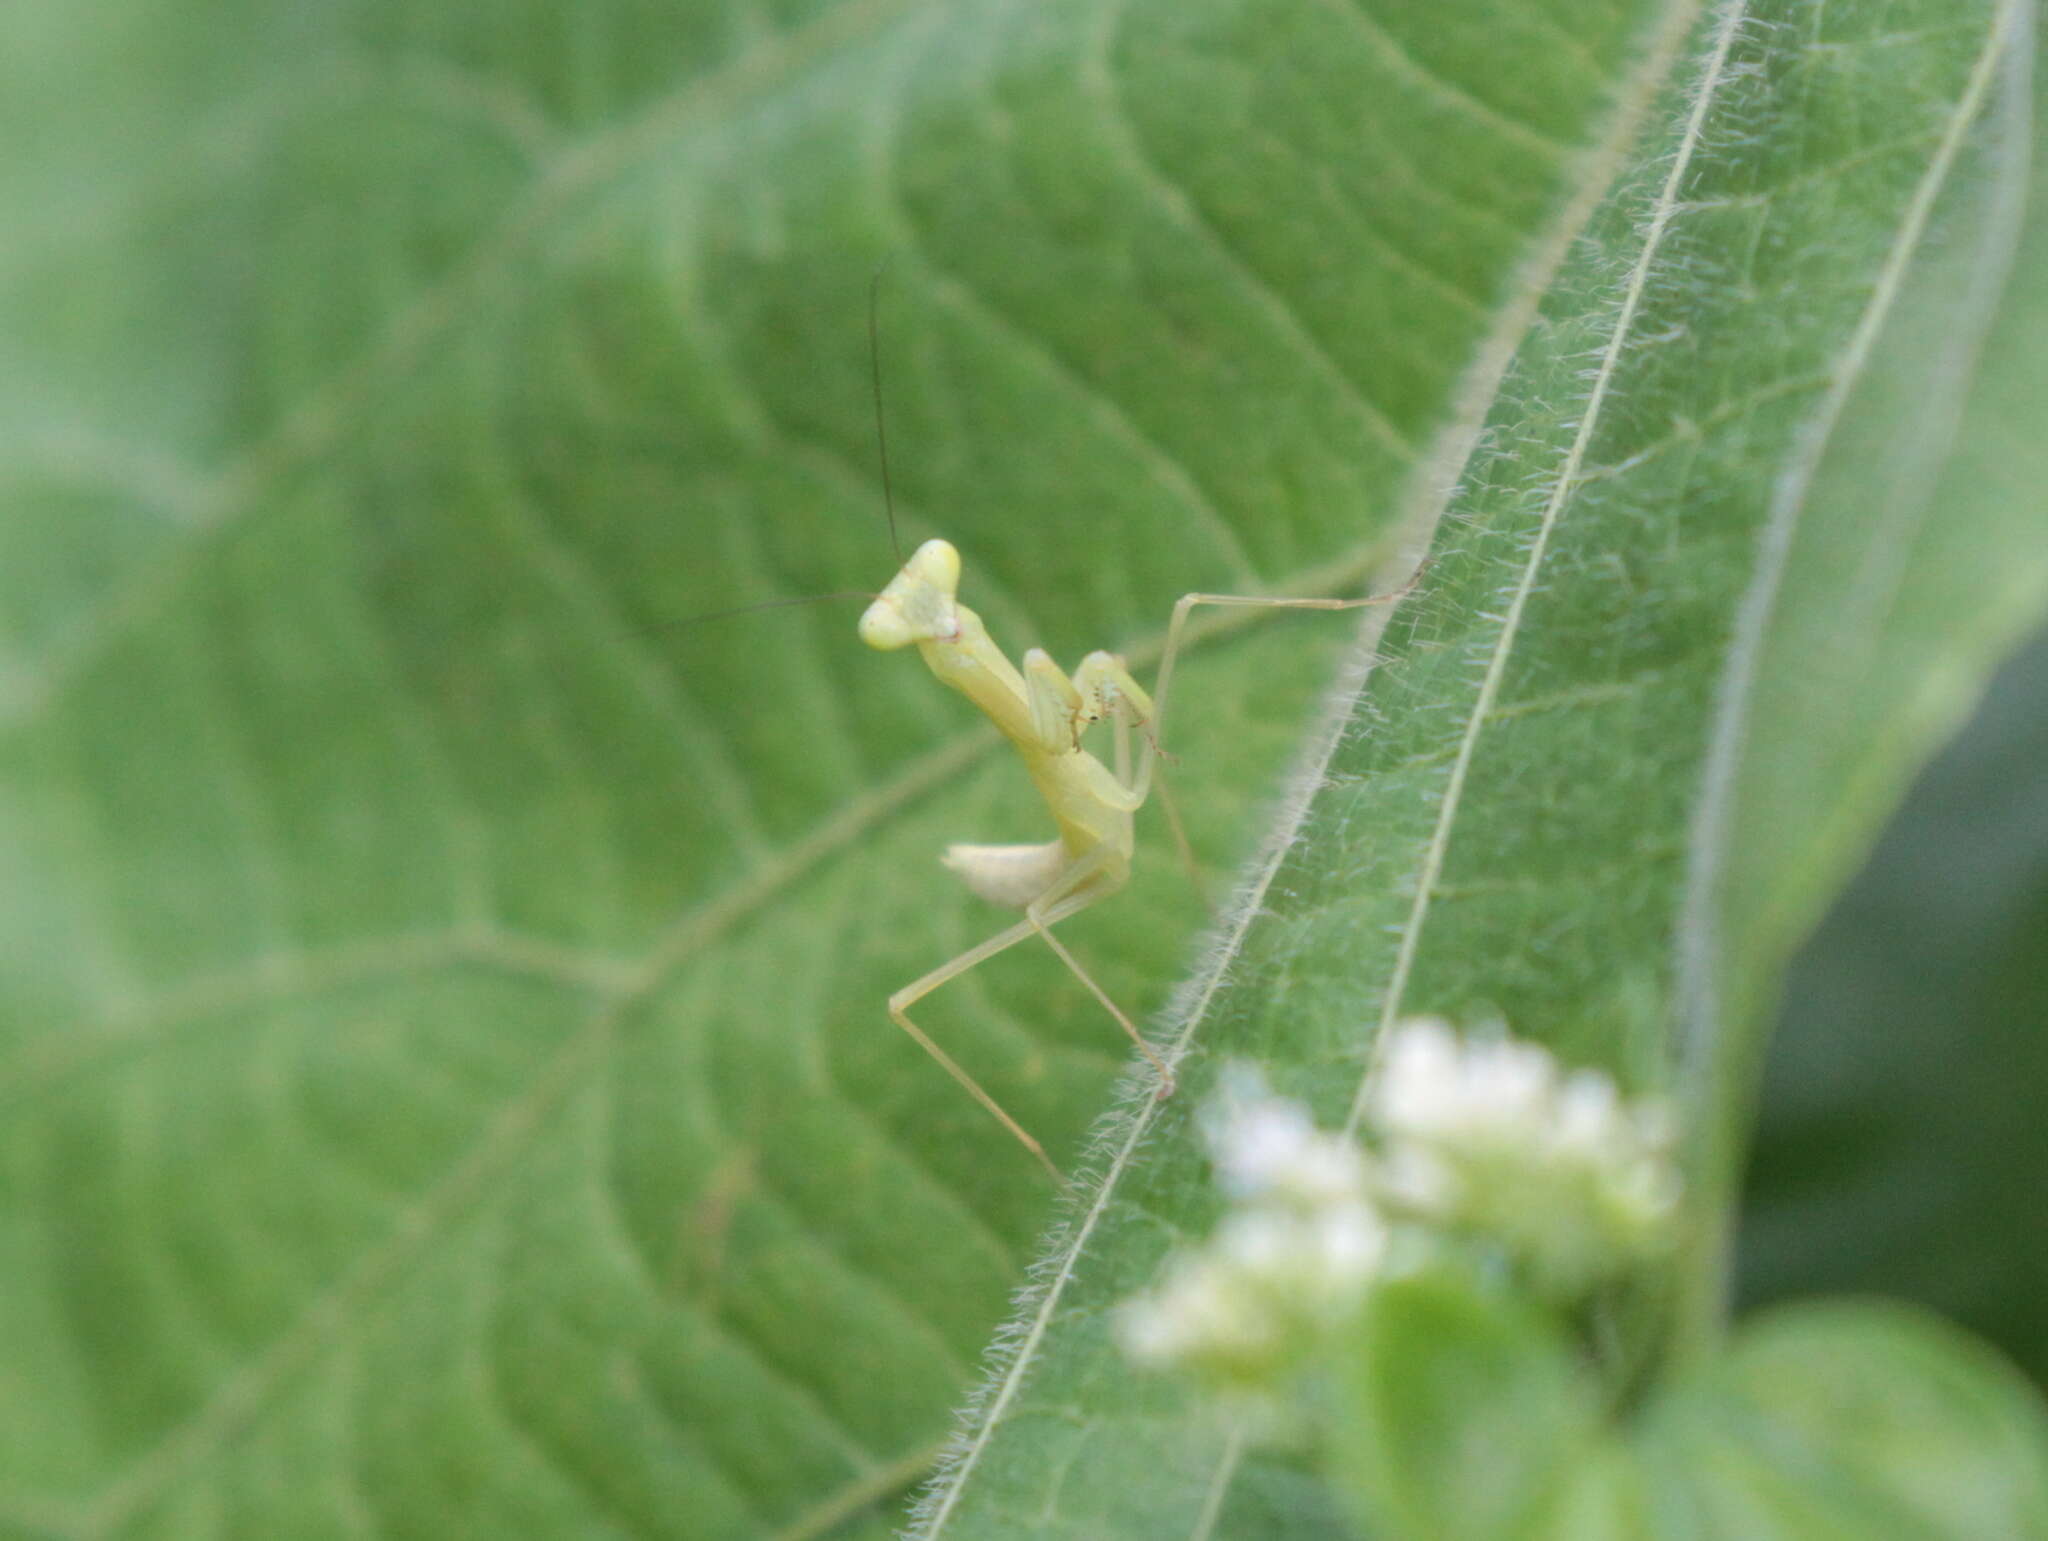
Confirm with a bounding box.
[859,537,962,650]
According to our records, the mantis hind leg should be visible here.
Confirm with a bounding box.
[887,846,1168,1185]
[886,912,1067,1184]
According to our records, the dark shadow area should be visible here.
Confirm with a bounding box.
[1738,618,2048,1388]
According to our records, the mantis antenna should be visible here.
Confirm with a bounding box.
[661,591,875,629]
[869,269,904,566]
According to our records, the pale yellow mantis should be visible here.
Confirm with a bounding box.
[858,537,1419,1183]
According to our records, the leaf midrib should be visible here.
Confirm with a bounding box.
[1340,0,1755,1144]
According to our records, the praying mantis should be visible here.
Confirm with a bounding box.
[859,536,1420,1184]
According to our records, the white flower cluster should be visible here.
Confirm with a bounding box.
[1116,1066,1384,1383]
[1367,1018,1678,1294]
[1118,1023,1681,1381]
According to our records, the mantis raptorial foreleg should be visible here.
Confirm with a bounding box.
[860,539,1422,1182]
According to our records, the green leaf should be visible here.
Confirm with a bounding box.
[1333,1272,1601,1541]
[911,0,2048,1534]
[3,2,2044,1541]
[1639,1302,2048,1539]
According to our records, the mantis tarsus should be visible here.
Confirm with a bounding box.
[858,537,1419,1184]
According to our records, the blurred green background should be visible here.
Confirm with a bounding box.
[1742,618,2048,1390]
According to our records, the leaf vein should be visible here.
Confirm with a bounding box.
[873,9,1263,588]
[1090,0,1420,463]
[1319,0,1576,159]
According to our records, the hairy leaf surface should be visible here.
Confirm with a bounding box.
[912,0,2048,1534]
